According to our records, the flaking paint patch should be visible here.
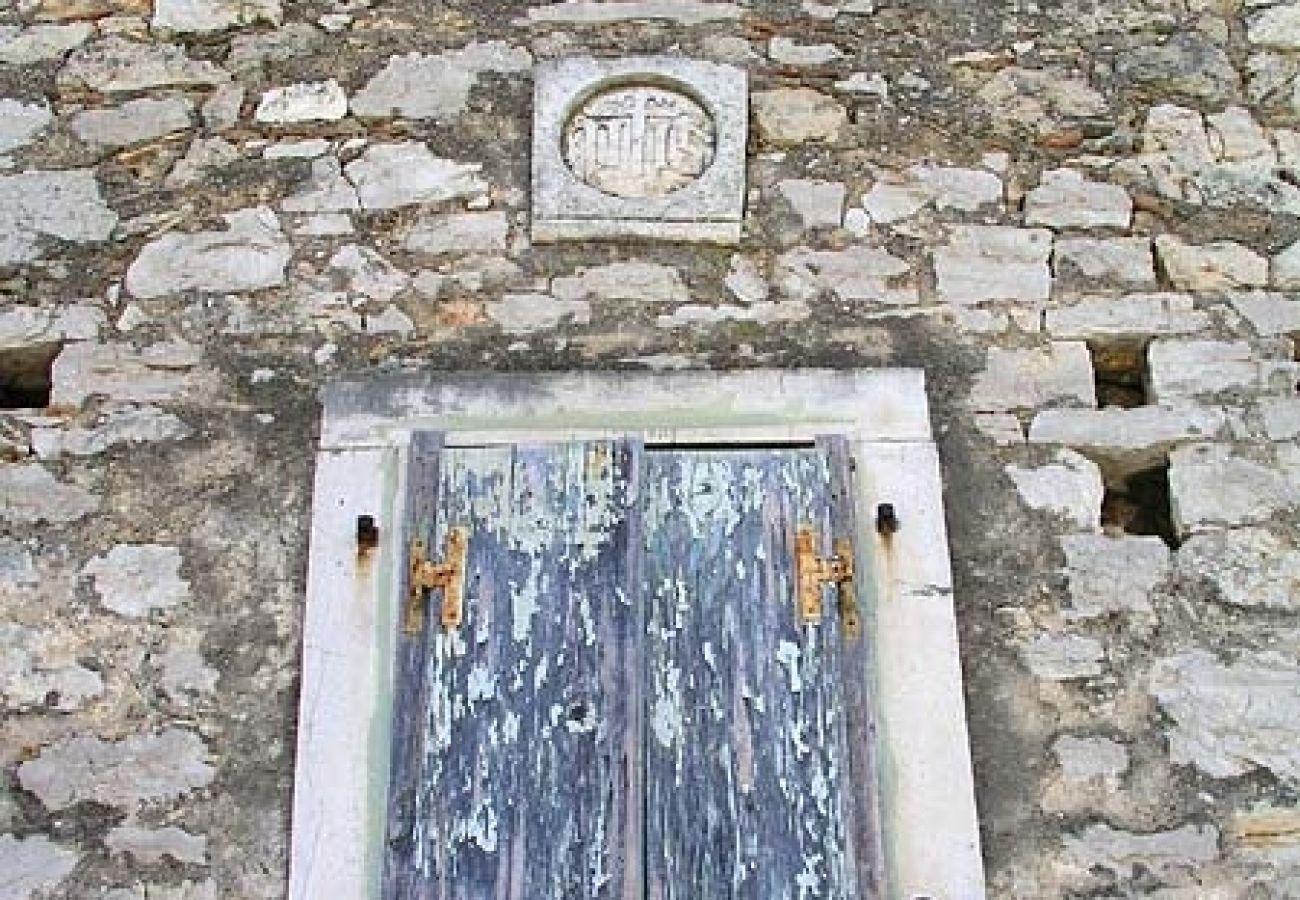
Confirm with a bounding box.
[652,664,683,749]
[510,560,542,642]
[466,661,495,704]
[777,640,804,693]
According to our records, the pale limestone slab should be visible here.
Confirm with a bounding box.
[125,207,291,298]
[1061,823,1218,884]
[82,544,190,617]
[70,97,193,149]
[968,343,1096,412]
[1004,448,1104,532]
[1021,633,1105,679]
[519,0,745,24]
[1025,168,1132,229]
[933,226,1053,305]
[351,43,531,122]
[152,0,280,32]
[0,169,117,266]
[1156,235,1269,292]
[1052,237,1156,289]
[344,143,485,211]
[1028,405,1226,469]
[17,729,214,812]
[106,825,207,865]
[0,98,51,154]
[1152,649,1300,781]
[0,464,98,525]
[752,87,846,146]
[254,80,348,124]
[0,23,92,65]
[0,834,79,899]
[1060,533,1170,618]
[532,56,747,244]
[1045,292,1207,338]
[1169,443,1300,534]
[1178,527,1300,610]
[59,37,230,93]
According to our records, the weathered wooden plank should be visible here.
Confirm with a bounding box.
[821,435,885,899]
[388,441,642,899]
[385,431,445,900]
[641,449,860,900]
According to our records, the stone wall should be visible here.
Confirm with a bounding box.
[1,0,1298,897]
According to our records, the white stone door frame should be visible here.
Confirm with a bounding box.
[289,369,987,900]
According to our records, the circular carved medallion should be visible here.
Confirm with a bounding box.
[563,85,716,198]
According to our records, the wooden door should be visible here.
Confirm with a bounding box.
[385,437,880,899]
[385,437,643,899]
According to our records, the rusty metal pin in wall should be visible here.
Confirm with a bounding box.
[876,503,899,536]
[356,515,379,554]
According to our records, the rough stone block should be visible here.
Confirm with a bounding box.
[552,261,689,305]
[70,96,193,149]
[0,23,93,65]
[775,246,916,305]
[59,36,230,93]
[1045,292,1208,338]
[0,304,103,349]
[106,825,207,864]
[344,143,486,211]
[1005,448,1105,531]
[402,211,510,255]
[934,226,1053,304]
[1029,405,1226,467]
[1178,527,1300,610]
[1053,735,1129,781]
[0,169,118,266]
[1060,533,1170,618]
[1169,443,1300,534]
[125,207,291,298]
[1021,633,1105,679]
[1155,236,1269,292]
[518,0,745,25]
[17,729,214,811]
[82,544,190,617]
[281,157,360,213]
[0,834,79,898]
[351,43,531,121]
[0,98,52,155]
[1230,292,1300,336]
[1152,649,1300,781]
[152,0,280,32]
[1149,339,1295,401]
[969,342,1096,412]
[484,294,591,334]
[1261,397,1300,440]
[752,86,845,146]
[533,57,748,243]
[1060,823,1219,884]
[0,464,98,524]
[1052,237,1156,290]
[254,80,348,124]
[50,341,199,407]
[775,179,846,228]
[1025,168,1132,229]
[0,621,105,711]
[912,165,1003,212]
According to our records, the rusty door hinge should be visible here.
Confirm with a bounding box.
[795,526,860,638]
[405,527,469,634]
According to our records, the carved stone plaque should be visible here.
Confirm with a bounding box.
[532,57,748,244]
[563,86,716,198]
